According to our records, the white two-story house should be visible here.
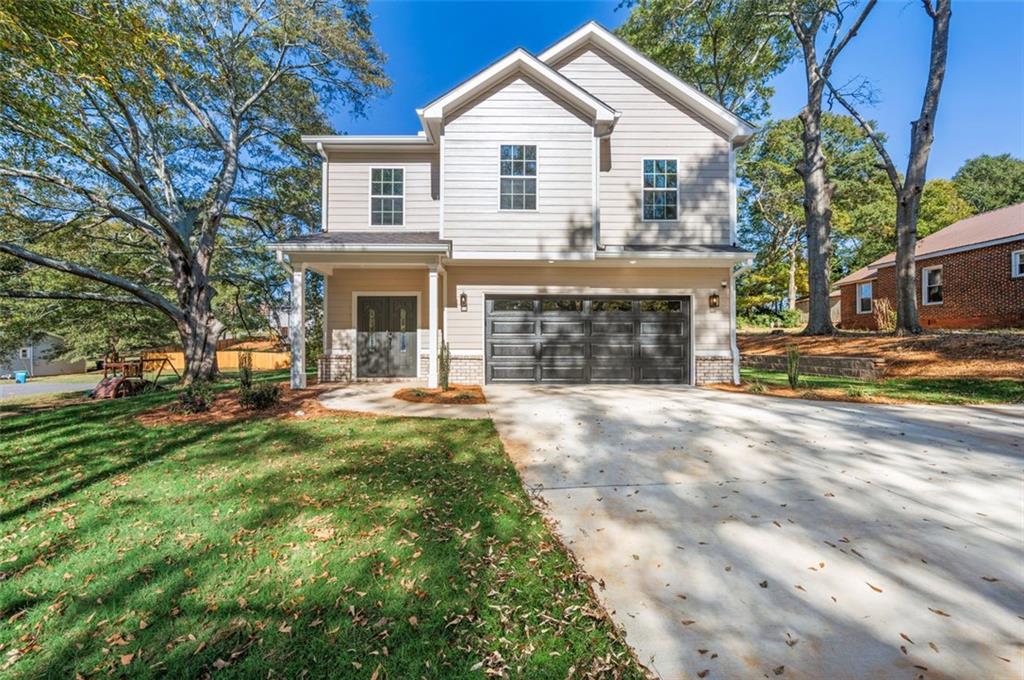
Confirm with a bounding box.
[274,22,754,389]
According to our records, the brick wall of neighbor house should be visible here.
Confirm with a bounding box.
[695,356,733,384]
[840,240,1024,330]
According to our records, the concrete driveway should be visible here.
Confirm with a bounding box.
[0,381,94,401]
[485,385,1023,679]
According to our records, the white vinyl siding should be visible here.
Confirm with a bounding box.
[856,282,872,314]
[442,75,593,255]
[1012,249,1024,278]
[922,265,943,305]
[554,46,731,246]
[326,151,437,231]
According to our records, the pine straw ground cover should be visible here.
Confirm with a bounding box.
[0,381,644,678]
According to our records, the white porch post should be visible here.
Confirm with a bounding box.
[290,267,306,389]
[427,266,439,388]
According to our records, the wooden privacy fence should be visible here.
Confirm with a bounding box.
[142,350,291,372]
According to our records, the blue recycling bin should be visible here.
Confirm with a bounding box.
[14,371,27,384]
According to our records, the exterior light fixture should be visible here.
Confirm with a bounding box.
[709,292,721,309]
[459,292,468,312]
[629,260,637,264]
[547,259,555,264]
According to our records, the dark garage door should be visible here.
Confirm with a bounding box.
[484,296,691,384]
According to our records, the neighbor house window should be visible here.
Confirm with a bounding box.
[642,159,678,221]
[499,145,536,210]
[856,282,873,314]
[370,168,404,225]
[922,265,943,305]
[1013,249,1024,278]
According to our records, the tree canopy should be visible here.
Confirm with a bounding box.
[616,0,795,121]
[952,154,1024,214]
[0,0,387,380]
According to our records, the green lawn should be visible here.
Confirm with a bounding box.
[741,368,1024,405]
[0,381,641,678]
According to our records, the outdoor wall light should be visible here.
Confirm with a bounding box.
[709,292,721,309]
[459,292,468,312]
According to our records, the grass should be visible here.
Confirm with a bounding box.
[0,376,641,678]
[740,368,1024,405]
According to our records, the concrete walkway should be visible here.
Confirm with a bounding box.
[319,382,1024,679]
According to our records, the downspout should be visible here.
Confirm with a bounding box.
[730,260,753,385]
[315,142,328,232]
[593,124,616,252]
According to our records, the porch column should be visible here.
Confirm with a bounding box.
[290,266,306,389]
[428,266,439,388]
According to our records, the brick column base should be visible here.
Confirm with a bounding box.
[449,355,484,385]
[318,355,352,383]
[695,356,734,385]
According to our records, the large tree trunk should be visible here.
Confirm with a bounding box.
[894,195,921,334]
[797,81,835,335]
[174,255,224,383]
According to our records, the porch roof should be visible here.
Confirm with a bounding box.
[272,231,451,254]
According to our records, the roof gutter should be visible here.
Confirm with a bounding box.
[270,243,451,254]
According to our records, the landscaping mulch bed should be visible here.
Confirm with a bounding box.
[135,382,334,426]
[393,384,486,405]
[739,330,1024,379]
[710,381,909,405]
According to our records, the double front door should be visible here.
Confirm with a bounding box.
[356,296,418,378]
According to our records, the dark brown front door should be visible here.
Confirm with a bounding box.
[356,296,417,378]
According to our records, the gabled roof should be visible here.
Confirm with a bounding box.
[417,48,619,141]
[869,203,1024,268]
[834,265,876,288]
[538,21,757,144]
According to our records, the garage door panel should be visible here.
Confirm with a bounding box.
[486,296,690,384]
[540,320,586,335]
[490,320,535,335]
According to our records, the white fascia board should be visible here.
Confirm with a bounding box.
[270,243,450,254]
[301,134,435,152]
[538,22,756,143]
[595,249,755,261]
[420,48,618,126]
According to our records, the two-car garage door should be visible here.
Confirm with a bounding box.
[484,295,691,384]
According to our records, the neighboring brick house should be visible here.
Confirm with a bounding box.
[836,203,1024,330]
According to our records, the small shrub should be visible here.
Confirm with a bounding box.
[785,345,800,389]
[873,298,896,332]
[739,309,803,329]
[438,341,452,392]
[177,379,214,414]
[748,380,767,394]
[845,385,869,399]
[239,351,254,392]
[239,382,281,410]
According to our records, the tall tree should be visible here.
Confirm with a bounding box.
[826,0,952,333]
[952,154,1024,213]
[617,0,796,121]
[738,113,888,313]
[0,0,387,382]
[774,0,878,335]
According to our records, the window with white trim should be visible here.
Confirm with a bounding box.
[922,265,943,305]
[856,282,873,314]
[1013,249,1024,278]
[499,145,536,210]
[370,168,404,225]
[642,159,678,221]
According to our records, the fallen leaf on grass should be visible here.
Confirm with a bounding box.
[928,608,951,617]
[119,652,134,666]
[866,582,883,593]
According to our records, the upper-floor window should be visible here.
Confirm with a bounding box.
[922,265,943,305]
[642,159,678,221]
[856,282,873,314]
[499,144,536,210]
[1013,249,1024,278]
[370,168,404,226]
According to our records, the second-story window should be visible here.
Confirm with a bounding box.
[370,168,404,226]
[642,159,678,221]
[499,144,537,210]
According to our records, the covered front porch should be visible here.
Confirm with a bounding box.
[272,232,449,389]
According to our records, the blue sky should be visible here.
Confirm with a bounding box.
[332,0,1024,179]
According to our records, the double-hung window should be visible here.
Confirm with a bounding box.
[922,265,943,305]
[856,282,873,314]
[499,144,537,210]
[1013,249,1024,278]
[642,159,678,221]
[370,168,404,226]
